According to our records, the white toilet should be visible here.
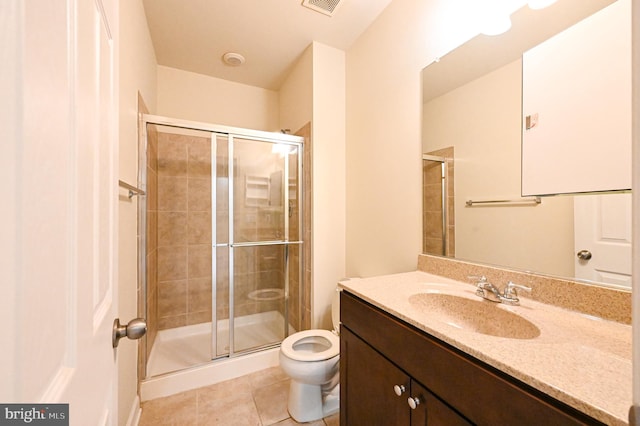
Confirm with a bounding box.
[279,289,341,423]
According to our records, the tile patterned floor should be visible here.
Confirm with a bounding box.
[139,366,339,426]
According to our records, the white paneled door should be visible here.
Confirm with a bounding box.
[1,0,119,424]
[574,193,633,288]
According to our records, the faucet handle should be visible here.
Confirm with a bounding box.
[468,275,487,284]
[503,281,532,298]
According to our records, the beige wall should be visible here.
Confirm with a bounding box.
[310,42,346,329]
[157,65,280,131]
[118,0,157,424]
[279,45,313,134]
[423,60,575,277]
[345,0,481,278]
[281,42,347,329]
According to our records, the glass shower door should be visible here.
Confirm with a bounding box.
[216,135,302,357]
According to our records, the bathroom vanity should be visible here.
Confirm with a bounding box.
[339,272,631,425]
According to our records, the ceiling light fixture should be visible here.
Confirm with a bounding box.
[480,13,512,36]
[222,52,245,66]
[527,0,558,10]
[478,0,514,36]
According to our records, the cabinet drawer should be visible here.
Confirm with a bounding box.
[341,291,604,425]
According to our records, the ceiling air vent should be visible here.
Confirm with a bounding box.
[301,0,344,17]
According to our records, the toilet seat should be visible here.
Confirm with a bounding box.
[281,329,339,362]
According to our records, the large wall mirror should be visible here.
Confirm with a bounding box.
[421,0,632,290]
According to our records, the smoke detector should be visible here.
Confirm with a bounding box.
[301,0,344,17]
[222,52,245,66]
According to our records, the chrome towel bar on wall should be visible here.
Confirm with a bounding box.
[465,197,541,207]
[118,179,146,199]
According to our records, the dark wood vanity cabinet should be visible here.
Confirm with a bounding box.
[339,291,605,426]
[341,325,471,425]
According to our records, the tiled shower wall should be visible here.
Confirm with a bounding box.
[156,132,213,330]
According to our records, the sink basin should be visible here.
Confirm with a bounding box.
[408,293,541,340]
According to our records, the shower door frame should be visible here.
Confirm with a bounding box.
[139,114,304,378]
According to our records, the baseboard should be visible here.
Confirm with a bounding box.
[125,395,142,426]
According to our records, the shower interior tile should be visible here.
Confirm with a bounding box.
[146,167,158,211]
[188,137,212,178]
[158,211,188,247]
[158,176,188,212]
[424,211,444,239]
[188,277,212,312]
[187,244,212,279]
[187,311,212,326]
[188,178,212,212]
[158,279,187,316]
[187,211,212,244]
[147,132,158,173]
[157,314,187,330]
[146,210,157,253]
[157,246,188,281]
[158,136,188,177]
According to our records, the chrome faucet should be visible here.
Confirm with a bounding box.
[469,276,531,305]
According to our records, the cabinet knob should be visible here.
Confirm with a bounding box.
[393,384,406,396]
[408,396,421,410]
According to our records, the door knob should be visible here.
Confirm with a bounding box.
[576,250,592,260]
[112,318,147,348]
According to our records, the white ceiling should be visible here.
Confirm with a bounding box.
[142,0,394,90]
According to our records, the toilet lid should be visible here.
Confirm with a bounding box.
[281,329,339,362]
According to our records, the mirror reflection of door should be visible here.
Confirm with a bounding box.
[574,193,632,288]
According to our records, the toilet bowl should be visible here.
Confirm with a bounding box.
[279,289,341,423]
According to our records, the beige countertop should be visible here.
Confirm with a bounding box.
[339,271,632,426]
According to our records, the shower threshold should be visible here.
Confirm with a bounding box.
[147,310,294,378]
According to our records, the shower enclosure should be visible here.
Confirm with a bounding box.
[139,115,305,378]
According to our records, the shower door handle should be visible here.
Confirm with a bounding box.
[112,318,147,348]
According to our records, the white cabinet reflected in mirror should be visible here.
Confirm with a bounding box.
[421,0,631,290]
[522,0,631,195]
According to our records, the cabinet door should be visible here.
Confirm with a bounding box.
[521,0,631,195]
[410,381,472,426]
[341,326,410,425]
